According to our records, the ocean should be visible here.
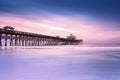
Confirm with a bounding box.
[0,46,120,80]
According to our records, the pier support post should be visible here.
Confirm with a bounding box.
[15,35,18,46]
[10,34,13,46]
[5,34,8,46]
[19,35,21,46]
[39,38,42,46]
[22,36,24,46]
[25,36,28,46]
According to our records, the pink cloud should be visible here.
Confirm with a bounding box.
[0,15,120,45]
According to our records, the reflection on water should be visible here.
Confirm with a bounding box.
[0,46,120,80]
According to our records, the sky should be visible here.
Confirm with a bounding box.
[0,0,120,45]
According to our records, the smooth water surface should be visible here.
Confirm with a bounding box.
[0,46,120,80]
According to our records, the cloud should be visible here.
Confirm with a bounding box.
[0,14,120,45]
[0,0,120,45]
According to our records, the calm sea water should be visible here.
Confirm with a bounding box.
[0,46,120,80]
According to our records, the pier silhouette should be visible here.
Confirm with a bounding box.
[0,26,83,46]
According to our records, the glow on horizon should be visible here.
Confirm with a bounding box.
[0,14,120,44]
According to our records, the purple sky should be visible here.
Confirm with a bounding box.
[0,0,120,45]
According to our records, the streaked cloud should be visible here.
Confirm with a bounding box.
[0,0,120,45]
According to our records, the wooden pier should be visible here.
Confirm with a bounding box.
[0,26,83,46]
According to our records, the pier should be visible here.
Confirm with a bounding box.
[0,26,83,46]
